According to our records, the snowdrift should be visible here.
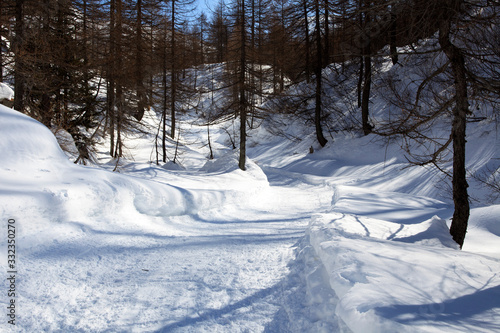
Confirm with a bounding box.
[250,123,500,332]
[0,104,200,248]
[307,212,500,333]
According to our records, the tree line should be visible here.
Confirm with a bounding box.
[0,0,498,247]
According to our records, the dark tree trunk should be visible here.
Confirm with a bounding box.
[357,56,363,107]
[323,0,329,65]
[170,0,176,139]
[0,3,3,82]
[303,0,310,83]
[314,0,327,147]
[162,19,168,162]
[114,0,123,158]
[238,0,247,171]
[439,13,469,249]
[108,0,116,156]
[135,0,145,121]
[361,0,373,135]
[14,0,25,111]
[361,52,373,135]
[390,10,398,65]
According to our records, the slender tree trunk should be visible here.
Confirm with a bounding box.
[356,4,363,108]
[361,52,373,135]
[314,0,327,147]
[170,0,176,139]
[114,0,123,158]
[390,10,398,65]
[439,12,469,249]
[361,0,373,135]
[357,56,363,107]
[82,0,90,104]
[108,0,116,156]
[303,0,310,83]
[238,0,247,171]
[162,19,168,162]
[323,0,329,65]
[135,0,145,121]
[0,3,3,82]
[14,0,25,111]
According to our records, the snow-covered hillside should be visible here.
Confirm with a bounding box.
[0,57,499,332]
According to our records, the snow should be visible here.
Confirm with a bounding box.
[0,82,14,101]
[1,60,499,332]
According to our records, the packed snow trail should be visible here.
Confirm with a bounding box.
[0,104,340,332]
[15,167,336,332]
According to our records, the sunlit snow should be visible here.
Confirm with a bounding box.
[0,61,499,332]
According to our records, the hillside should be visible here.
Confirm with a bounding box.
[1,54,499,332]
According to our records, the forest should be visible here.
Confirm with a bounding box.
[0,0,499,248]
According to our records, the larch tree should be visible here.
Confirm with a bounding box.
[374,0,499,248]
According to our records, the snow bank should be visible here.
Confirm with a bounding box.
[200,150,268,182]
[307,213,500,332]
[0,105,198,247]
[0,82,14,101]
[0,105,69,169]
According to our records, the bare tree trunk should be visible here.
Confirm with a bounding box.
[162,18,168,162]
[390,9,398,65]
[361,51,373,135]
[0,3,4,82]
[170,0,176,139]
[323,0,329,65]
[108,0,116,156]
[361,0,373,135]
[439,9,469,248]
[303,0,310,83]
[13,0,25,111]
[238,0,247,171]
[135,0,145,121]
[314,0,327,147]
[114,0,124,158]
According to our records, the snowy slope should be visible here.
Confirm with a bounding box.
[1,57,499,333]
[249,116,500,332]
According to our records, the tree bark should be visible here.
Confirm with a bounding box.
[314,0,327,147]
[170,0,176,139]
[361,51,373,135]
[14,0,25,111]
[135,0,145,121]
[162,18,168,162]
[439,12,470,248]
[238,0,247,171]
[361,0,373,135]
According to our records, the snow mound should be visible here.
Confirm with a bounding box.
[0,82,14,101]
[0,105,197,248]
[200,150,268,183]
[306,213,500,332]
[0,105,70,169]
[162,160,186,171]
[462,205,500,258]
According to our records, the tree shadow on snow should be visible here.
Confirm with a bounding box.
[374,285,500,330]
[154,283,282,332]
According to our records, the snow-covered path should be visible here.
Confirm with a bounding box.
[18,165,335,332]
